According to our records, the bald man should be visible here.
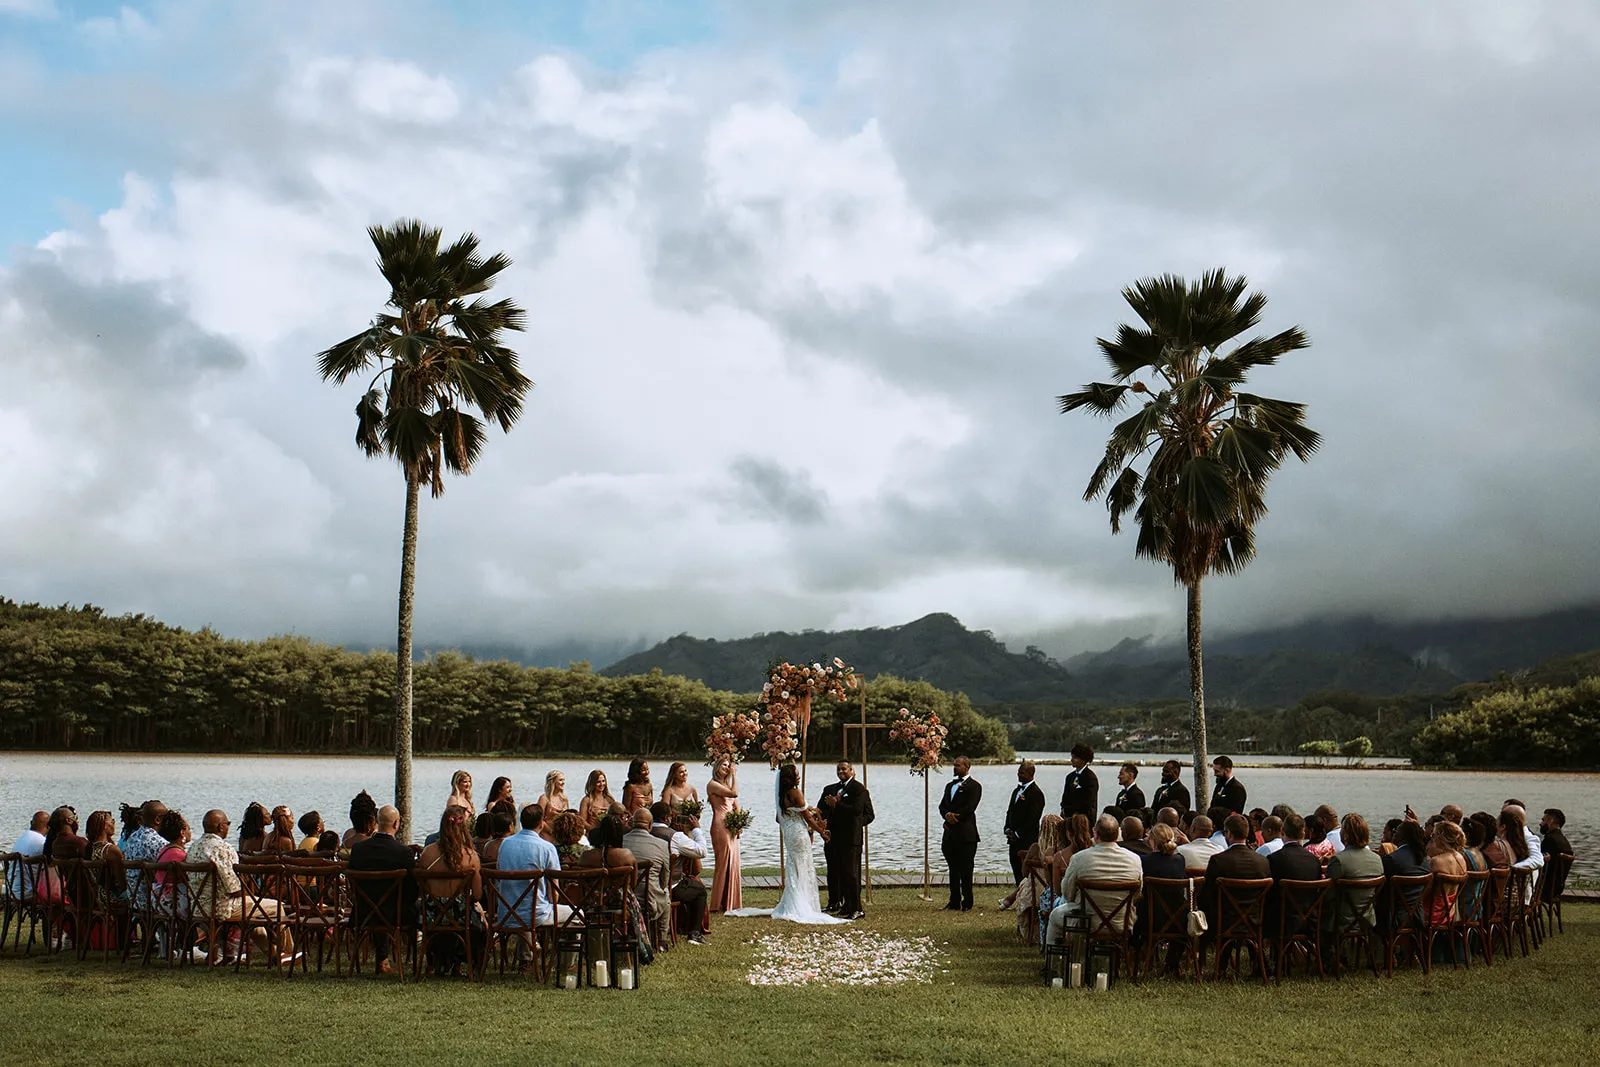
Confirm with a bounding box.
[623,808,671,946]
[348,805,417,975]
[186,810,293,964]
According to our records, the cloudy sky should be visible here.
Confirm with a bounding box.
[2,1,1598,663]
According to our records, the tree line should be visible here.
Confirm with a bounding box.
[0,599,1013,762]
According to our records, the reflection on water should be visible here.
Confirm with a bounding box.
[1,752,1594,879]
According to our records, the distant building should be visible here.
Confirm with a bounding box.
[1236,737,1257,753]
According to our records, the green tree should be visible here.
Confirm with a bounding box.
[317,220,531,842]
[1341,735,1373,766]
[1060,269,1319,804]
[1298,739,1339,765]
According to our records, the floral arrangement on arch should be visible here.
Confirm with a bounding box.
[706,708,762,766]
[759,658,858,767]
[887,706,947,776]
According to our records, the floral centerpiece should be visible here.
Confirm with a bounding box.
[887,706,947,775]
[705,708,761,765]
[759,658,858,767]
[722,807,754,838]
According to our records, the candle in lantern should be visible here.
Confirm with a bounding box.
[618,967,635,990]
[1068,962,1082,988]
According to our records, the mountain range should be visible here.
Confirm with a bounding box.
[591,604,1600,707]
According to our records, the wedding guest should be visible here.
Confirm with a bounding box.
[578,770,616,829]
[939,756,982,911]
[707,758,742,913]
[1266,812,1320,934]
[1155,807,1189,845]
[1540,809,1572,858]
[1304,813,1336,861]
[117,804,141,847]
[1501,803,1544,877]
[1255,816,1284,857]
[447,770,475,813]
[1206,806,1231,847]
[623,809,671,947]
[1202,815,1270,934]
[481,809,516,867]
[6,811,48,898]
[549,811,588,867]
[662,762,699,813]
[1313,804,1344,851]
[1150,760,1191,817]
[187,810,293,964]
[1499,808,1542,903]
[153,810,189,910]
[1120,816,1152,856]
[1015,814,1064,939]
[316,830,340,852]
[1046,814,1142,946]
[1462,816,1489,870]
[265,806,297,853]
[1002,761,1046,894]
[1440,803,1465,824]
[673,855,709,945]
[344,791,379,849]
[1426,820,1468,924]
[1209,756,1246,814]
[120,800,168,903]
[83,811,128,914]
[1379,818,1403,856]
[1142,823,1185,880]
[622,760,654,814]
[416,808,483,977]
[47,806,86,861]
[648,802,675,844]
[297,811,324,851]
[1324,813,1383,939]
[579,810,636,871]
[486,776,517,814]
[1379,820,1429,929]
[1059,743,1098,821]
[237,802,269,853]
[1474,812,1510,869]
[347,805,417,977]
[1176,816,1222,872]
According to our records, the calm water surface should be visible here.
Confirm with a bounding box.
[2,753,1594,879]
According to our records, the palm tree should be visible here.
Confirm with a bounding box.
[1059,269,1318,806]
[317,219,530,843]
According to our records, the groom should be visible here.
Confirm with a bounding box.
[939,756,982,911]
[820,761,873,919]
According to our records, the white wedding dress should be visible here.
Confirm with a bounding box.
[727,807,850,924]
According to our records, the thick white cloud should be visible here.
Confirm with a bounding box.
[1,3,1598,663]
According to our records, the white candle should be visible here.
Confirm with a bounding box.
[563,972,578,990]
[592,960,609,987]
[1095,971,1109,991]
[618,967,635,990]
[1050,976,1064,990]
[1069,962,1082,988]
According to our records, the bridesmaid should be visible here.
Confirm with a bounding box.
[484,776,516,813]
[661,762,699,813]
[447,770,474,813]
[539,771,570,815]
[622,759,653,814]
[577,770,615,829]
[707,759,741,912]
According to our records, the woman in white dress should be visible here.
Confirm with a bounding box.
[730,764,850,925]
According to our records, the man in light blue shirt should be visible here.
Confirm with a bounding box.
[495,804,566,930]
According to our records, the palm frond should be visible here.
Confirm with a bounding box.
[317,326,384,384]
[1105,466,1140,532]
[354,391,385,457]
[434,406,486,475]
[1095,324,1164,381]
[1058,381,1129,416]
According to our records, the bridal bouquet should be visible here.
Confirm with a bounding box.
[722,807,754,838]
[679,796,704,819]
[759,658,858,767]
[706,708,761,765]
[888,706,947,776]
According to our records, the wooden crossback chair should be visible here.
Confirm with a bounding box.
[279,857,344,975]
[1539,853,1574,935]
[1423,871,1466,970]
[48,857,89,956]
[413,871,483,981]
[344,868,412,980]
[1330,876,1383,979]
[1139,876,1197,982]
[1506,868,1537,958]
[1456,868,1491,969]
[1078,878,1142,984]
[545,867,605,987]
[233,861,293,975]
[1273,877,1331,983]
[1383,873,1433,976]
[603,865,644,988]
[179,861,237,966]
[76,856,130,962]
[481,868,545,981]
[0,853,26,952]
[1482,867,1513,965]
[1208,876,1273,984]
[1021,864,1050,948]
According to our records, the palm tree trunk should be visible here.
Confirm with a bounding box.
[1187,579,1209,808]
[394,473,420,844]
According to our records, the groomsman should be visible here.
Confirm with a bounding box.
[939,756,982,911]
[1210,755,1247,814]
[1114,762,1145,812]
[820,761,873,919]
[1150,760,1190,815]
[1002,761,1046,886]
[1059,742,1098,821]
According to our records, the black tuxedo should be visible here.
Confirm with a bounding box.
[1151,777,1191,816]
[347,832,418,964]
[819,777,873,914]
[1002,781,1046,885]
[1114,783,1146,813]
[1210,775,1247,815]
[938,775,982,909]
[1266,841,1322,934]
[1059,765,1098,821]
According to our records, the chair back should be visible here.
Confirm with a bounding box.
[1428,871,1466,927]
[1484,867,1511,924]
[1507,868,1532,912]
[483,869,544,935]
[1386,872,1432,931]
[1077,878,1141,939]
[1277,877,1331,940]
[1142,876,1190,943]
[1213,877,1273,940]
[345,868,412,932]
[1459,868,1491,926]
[1539,853,1573,902]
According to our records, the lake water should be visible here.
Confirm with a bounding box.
[2,752,1594,879]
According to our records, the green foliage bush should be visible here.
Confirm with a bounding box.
[1413,677,1600,768]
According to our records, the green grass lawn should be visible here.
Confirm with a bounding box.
[2,893,1597,1067]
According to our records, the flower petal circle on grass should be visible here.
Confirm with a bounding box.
[745,931,948,986]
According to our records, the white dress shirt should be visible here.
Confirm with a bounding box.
[1256,838,1285,857]
[670,827,709,859]
[1176,837,1224,870]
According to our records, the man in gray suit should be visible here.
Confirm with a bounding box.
[623,809,671,949]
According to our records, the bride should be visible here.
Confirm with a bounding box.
[729,764,850,924]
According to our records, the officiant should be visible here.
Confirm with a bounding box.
[820,760,873,919]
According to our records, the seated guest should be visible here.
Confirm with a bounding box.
[153,810,190,914]
[481,809,515,867]
[315,830,340,853]
[297,811,325,851]
[649,802,675,844]
[1461,817,1488,870]
[1155,807,1188,846]
[1267,812,1321,935]
[1312,804,1343,851]
[1540,809,1572,899]
[117,804,141,847]
[548,811,587,865]
[83,810,129,913]
[622,809,671,948]
[348,805,418,976]
[1206,806,1230,847]
[186,810,293,964]
[1501,804,1544,873]
[1136,823,1186,964]
[1324,813,1383,936]
[1426,820,1468,924]
[1014,814,1064,940]
[1201,815,1270,934]
[265,806,297,853]
[1176,816,1222,871]
[1120,817,1151,856]
[1440,803,1464,825]
[492,803,566,969]
[579,809,636,871]
[1378,820,1429,928]
[1473,812,1509,869]
[47,806,87,861]
[7,810,49,898]
[1046,814,1143,946]
[236,802,268,853]
[472,812,494,850]
[1304,813,1336,861]
[673,854,710,945]
[344,791,379,849]
[1378,818,1403,855]
[1256,816,1284,857]
[1498,807,1542,904]
[416,808,484,977]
